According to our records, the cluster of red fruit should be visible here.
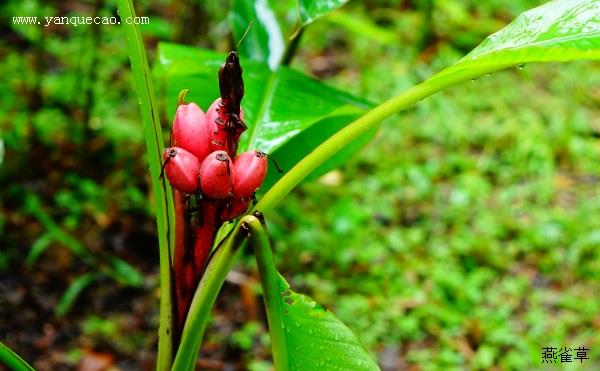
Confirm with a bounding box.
[163,50,272,334]
[163,98,267,221]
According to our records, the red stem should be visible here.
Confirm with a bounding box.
[192,202,220,279]
[173,189,193,339]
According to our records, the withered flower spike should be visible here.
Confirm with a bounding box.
[218,51,244,114]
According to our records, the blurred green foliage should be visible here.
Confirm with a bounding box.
[268,2,600,368]
[1,0,598,369]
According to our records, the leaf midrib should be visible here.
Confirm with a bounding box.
[468,29,600,61]
[246,70,279,151]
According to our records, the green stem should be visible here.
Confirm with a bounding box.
[253,64,510,213]
[281,26,304,66]
[116,0,175,369]
[0,342,34,371]
[171,216,256,370]
[245,217,289,371]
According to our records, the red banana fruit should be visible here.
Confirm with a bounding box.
[172,102,212,162]
[163,147,200,194]
[199,150,234,199]
[232,151,267,199]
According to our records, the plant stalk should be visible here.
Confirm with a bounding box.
[172,188,190,341]
[0,342,34,371]
[281,26,304,66]
[171,215,257,370]
[116,0,175,368]
[253,64,510,214]
[245,216,289,371]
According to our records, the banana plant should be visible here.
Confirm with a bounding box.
[109,0,599,370]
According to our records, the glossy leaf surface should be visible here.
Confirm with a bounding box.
[246,217,379,370]
[430,0,600,84]
[271,273,379,370]
[156,42,372,188]
[231,0,285,69]
[299,0,350,26]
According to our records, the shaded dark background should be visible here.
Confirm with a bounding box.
[1,0,599,370]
